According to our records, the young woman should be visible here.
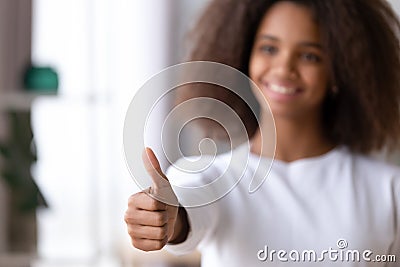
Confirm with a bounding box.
[125,1,400,266]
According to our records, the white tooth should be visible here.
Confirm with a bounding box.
[270,84,296,94]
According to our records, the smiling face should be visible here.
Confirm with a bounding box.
[249,1,331,120]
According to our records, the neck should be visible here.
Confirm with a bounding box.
[251,111,335,162]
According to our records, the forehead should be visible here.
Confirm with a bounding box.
[256,1,321,42]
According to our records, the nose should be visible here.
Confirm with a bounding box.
[271,52,297,79]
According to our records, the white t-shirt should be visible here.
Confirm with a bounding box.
[165,145,400,266]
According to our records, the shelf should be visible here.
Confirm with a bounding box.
[0,91,57,111]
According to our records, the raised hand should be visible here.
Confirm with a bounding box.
[124,148,187,251]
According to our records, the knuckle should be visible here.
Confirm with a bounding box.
[131,238,166,252]
[127,226,136,238]
[131,238,140,249]
[124,210,138,224]
[154,240,165,250]
[127,193,140,207]
[153,212,166,226]
[155,225,167,240]
[124,210,133,222]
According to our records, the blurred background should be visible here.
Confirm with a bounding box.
[0,0,209,266]
[0,0,399,267]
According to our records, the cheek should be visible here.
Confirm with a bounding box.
[298,69,330,109]
[249,54,264,81]
[304,68,330,95]
[248,56,268,106]
[248,58,257,81]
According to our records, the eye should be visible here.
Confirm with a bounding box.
[300,52,321,63]
[259,45,278,55]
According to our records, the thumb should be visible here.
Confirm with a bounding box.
[142,147,178,206]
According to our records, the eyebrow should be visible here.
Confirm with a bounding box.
[258,34,323,49]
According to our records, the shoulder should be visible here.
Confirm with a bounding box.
[338,147,400,195]
[348,148,400,179]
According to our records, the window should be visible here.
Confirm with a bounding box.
[31,0,207,265]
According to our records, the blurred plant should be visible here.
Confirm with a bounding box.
[0,111,47,212]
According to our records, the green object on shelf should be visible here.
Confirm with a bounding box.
[23,66,59,92]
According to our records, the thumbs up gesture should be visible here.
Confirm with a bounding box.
[142,148,179,206]
[125,148,187,251]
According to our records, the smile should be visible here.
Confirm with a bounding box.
[269,84,298,95]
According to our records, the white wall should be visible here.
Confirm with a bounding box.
[388,0,400,13]
[31,0,209,264]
